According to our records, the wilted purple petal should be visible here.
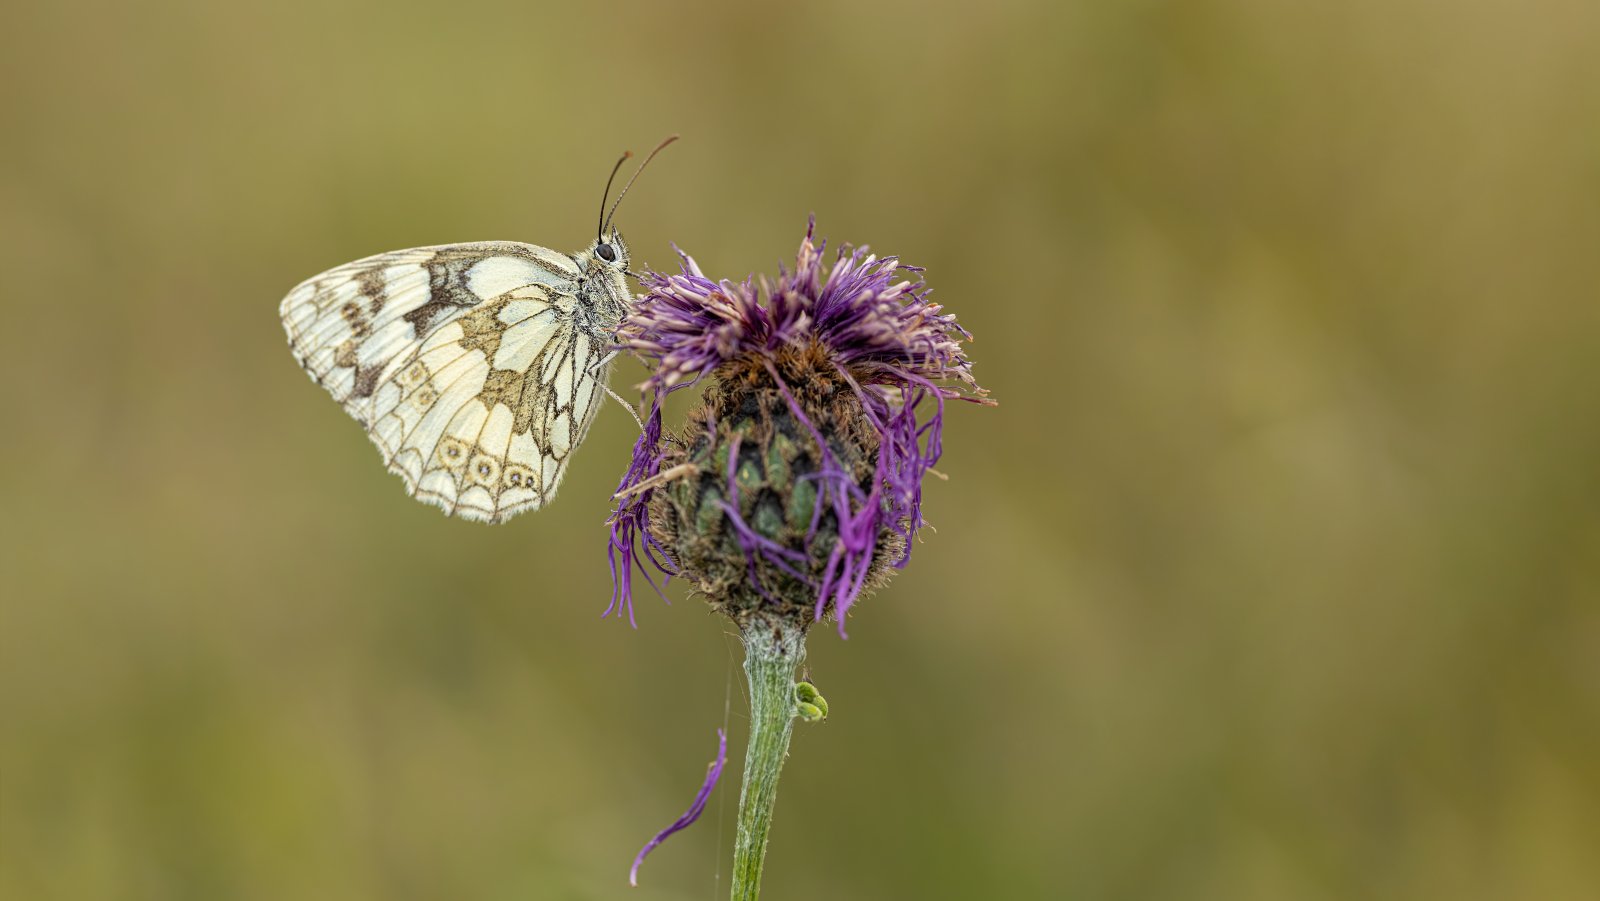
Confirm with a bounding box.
[629,729,727,887]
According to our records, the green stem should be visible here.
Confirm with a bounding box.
[730,616,806,901]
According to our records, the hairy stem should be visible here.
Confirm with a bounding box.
[730,616,806,901]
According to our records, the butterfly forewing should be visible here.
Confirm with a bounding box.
[280,241,613,523]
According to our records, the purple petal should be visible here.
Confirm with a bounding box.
[628,729,728,887]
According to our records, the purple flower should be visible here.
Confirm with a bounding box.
[606,219,990,633]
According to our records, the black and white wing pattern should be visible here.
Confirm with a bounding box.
[280,242,613,523]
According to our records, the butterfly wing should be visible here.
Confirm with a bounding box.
[281,242,611,523]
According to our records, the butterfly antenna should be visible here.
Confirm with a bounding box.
[598,151,633,242]
[603,134,679,236]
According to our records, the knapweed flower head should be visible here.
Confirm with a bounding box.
[607,220,989,633]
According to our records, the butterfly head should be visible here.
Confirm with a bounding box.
[585,231,631,275]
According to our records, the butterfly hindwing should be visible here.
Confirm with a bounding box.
[281,242,612,523]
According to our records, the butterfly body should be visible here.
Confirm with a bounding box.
[280,232,632,523]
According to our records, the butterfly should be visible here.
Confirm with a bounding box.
[279,138,675,523]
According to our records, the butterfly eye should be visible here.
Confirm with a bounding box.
[596,243,617,262]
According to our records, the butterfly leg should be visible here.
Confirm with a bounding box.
[589,349,647,431]
[603,383,646,431]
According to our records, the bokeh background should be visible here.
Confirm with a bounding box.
[3,1,1597,898]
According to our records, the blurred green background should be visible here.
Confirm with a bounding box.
[3,0,1597,898]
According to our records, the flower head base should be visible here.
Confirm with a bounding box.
[607,220,989,633]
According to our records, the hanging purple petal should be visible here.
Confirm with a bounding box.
[628,728,728,887]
